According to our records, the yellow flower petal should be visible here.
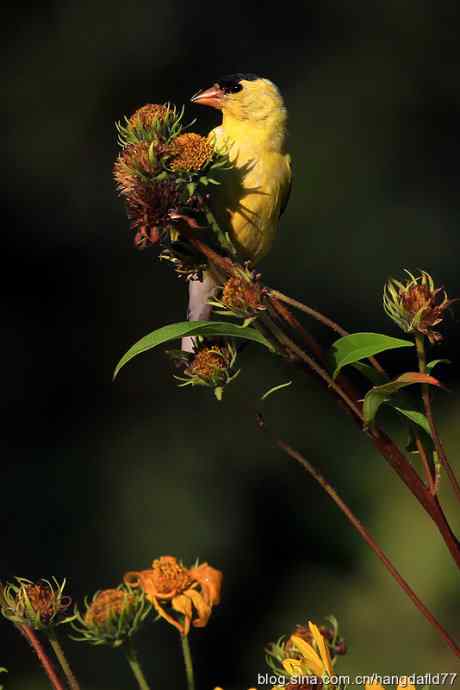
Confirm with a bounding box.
[151,596,185,634]
[308,622,334,676]
[365,684,385,690]
[282,658,304,676]
[187,587,212,627]
[289,634,324,676]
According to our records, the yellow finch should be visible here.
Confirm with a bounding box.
[183,73,291,350]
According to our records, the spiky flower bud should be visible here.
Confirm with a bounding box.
[128,104,171,130]
[383,270,453,343]
[176,342,240,400]
[0,577,71,630]
[71,586,150,647]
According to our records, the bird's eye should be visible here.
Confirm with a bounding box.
[224,83,243,94]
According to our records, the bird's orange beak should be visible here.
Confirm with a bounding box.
[190,83,225,109]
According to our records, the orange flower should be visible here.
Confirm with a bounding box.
[124,556,222,635]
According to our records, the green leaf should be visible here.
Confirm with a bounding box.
[363,372,442,427]
[260,380,292,401]
[392,405,431,436]
[331,332,414,378]
[426,359,451,374]
[113,321,275,380]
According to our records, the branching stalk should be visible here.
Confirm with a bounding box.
[256,414,460,658]
[270,288,385,374]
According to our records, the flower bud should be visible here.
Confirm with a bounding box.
[72,586,150,647]
[0,577,71,631]
[383,270,453,343]
[177,342,239,400]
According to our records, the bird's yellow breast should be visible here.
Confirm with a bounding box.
[209,121,291,263]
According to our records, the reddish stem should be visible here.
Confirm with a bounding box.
[257,415,460,658]
[19,625,66,690]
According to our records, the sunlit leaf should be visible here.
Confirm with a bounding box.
[113,321,274,380]
[331,332,414,378]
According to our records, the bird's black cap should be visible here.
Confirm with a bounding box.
[216,73,260,88]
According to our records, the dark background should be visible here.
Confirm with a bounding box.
[3,1,460,688]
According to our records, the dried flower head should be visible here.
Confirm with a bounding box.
[124,556,222,636]
[177,341,240,400]
[127,178,182,249]
[72,586,150,647]
[384,270,454,343]
[0,577,71,630]
[113,142,157,196]
[168,133,213,172]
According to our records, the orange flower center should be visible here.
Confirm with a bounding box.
[186,348,227,381]
[168,133,213,172]
[149,556,192,597]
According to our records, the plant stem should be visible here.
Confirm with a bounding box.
[415,334,460,504]
[270,289,385,374]
[18,625,66,690]
[47,629,81,690]
[261,312,364,422]
[256,414,460,658]
[124,639,152,690]
[414,431,436,495]
[180,634,195,690]
[267,292,460,568]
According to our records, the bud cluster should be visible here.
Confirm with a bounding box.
[114,103,229,252]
